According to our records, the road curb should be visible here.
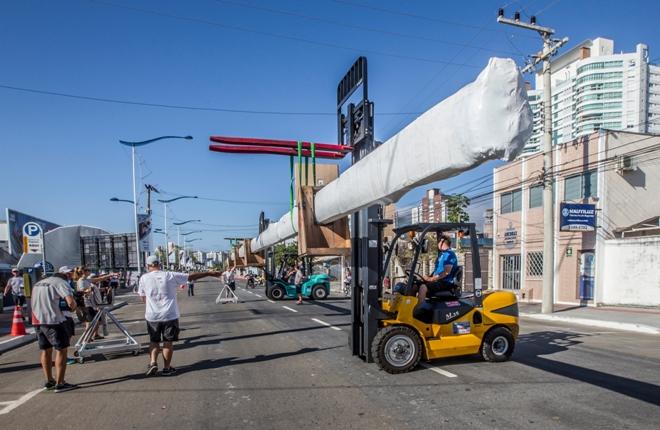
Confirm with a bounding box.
[0,329,37,355]
[520,313,660,335]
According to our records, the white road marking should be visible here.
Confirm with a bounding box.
[0,401,13,405]
[420,363,457,378]
[267,300,275,304]
[311,318,342,331]
[0,388,43,415]
[254,293,262,298]
[282,306,298,313]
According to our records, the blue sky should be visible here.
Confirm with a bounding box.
[1,0,658,251]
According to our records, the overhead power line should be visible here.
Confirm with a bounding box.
[0,83,422,116]
[331,0,538,40]
[90,0,482,68]
[214,0,522,57]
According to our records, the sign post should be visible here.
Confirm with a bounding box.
[23,221,47,276]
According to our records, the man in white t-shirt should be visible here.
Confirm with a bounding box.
[138,255,222,376]
[4,268,26,309]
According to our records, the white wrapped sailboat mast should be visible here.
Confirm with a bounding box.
[251,57,533,252]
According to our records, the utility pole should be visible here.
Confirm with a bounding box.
[497,9,568,314]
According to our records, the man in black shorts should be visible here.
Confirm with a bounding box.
[138,255,222,376]
[31,266,78,392]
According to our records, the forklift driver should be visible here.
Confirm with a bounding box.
[416,234,459,306]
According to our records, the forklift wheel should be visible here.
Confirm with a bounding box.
[270,286,285,300]
[372,326,422,374]
[310,285,328,300]
[480,327,515,362]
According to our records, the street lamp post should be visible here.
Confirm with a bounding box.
[183,237,202,267]
[119,135,192,274]
[173,220,201,251]
[157,196,198,269]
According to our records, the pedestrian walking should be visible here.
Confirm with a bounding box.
[77,269,116,340]
[223,266,236,291]
[293,261,305,305]
[138,255,222,377]
[31,266,78,392]
[187,280,194,296]
[4,268,26,312]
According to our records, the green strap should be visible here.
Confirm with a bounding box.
[289,155,295,232]
[311,143,316,185]
[304,155,309,186]
[297,141,303,186]
[289,141,303,234]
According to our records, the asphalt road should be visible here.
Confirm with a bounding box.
[1,279,659,429]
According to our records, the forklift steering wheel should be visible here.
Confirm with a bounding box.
[404,269,424,284]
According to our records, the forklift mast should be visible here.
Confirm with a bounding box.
[337,57,383,362]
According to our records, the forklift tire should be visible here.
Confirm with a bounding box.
[270,286,285,300]
[310,285,328,300]
[372,326,422,374]
[481,327,515,362]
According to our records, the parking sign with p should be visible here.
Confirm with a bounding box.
[23,222,44,254]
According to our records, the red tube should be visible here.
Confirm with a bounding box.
[208,144,346,159]
[209,136,352,153]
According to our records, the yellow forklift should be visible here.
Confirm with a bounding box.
[365,222,519,374]
[332,57,518,373]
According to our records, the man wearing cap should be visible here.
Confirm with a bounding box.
[139,255,222,376]
[4,268,26,312]
[31,266,78,392]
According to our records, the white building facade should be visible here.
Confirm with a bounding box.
[523,38,660,155]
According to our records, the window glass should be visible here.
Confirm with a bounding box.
[501,192,513,214]
[529,185,543,208]
[565,174,582,200]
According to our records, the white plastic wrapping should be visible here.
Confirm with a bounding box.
[251,58,533,251]
[315,57,532,223]
[250,207,298,252]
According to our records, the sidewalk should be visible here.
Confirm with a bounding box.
[0,305,36,355]
[519,302,660,335]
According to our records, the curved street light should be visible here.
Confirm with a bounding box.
[180,230,202,236]
[173,219,201,226]
[118,135,193,273]
[158,195,198,204]
[110,197,135,204]
[156,195,198,267]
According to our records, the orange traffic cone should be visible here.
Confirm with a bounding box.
[10,306,27,336]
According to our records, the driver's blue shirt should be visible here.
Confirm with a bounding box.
[433,249,458,283]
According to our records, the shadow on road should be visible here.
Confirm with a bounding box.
[75,346,341,389]
[514,330,660,407]
[305,301,350,315]
[174,323,351,352]
[176,346,341,375]
[0,362,42,375]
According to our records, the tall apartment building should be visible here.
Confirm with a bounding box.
[397,189,448,227]
[421,189,447,223]
[523,38,660,156]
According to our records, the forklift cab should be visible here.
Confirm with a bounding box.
[383,223,480,305]
[264,250,331,301]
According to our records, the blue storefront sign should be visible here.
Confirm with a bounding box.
[560,203,597,232]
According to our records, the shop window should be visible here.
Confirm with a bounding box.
[527,252,543,277]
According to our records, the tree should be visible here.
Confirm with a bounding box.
[446,194,470,223]
[274,241,298,268]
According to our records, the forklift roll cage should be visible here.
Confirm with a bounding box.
[381,222,483,309]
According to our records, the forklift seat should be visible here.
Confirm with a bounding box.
[427,266,463,301]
